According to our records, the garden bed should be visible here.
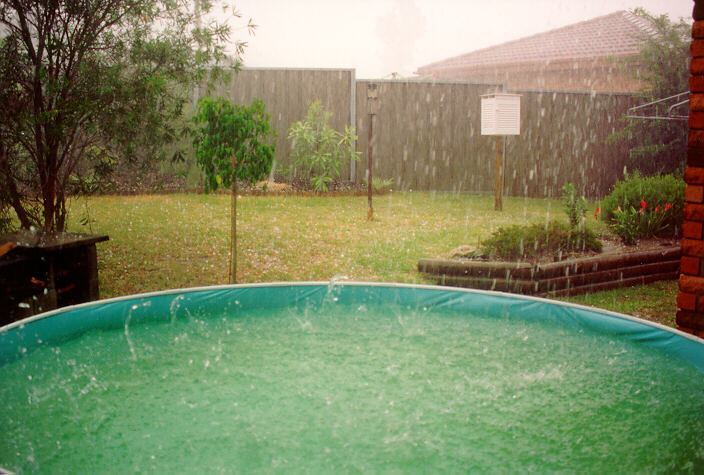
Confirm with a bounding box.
[103,169,380,196]
[418,239,680,297]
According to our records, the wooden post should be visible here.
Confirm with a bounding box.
[367,83,378,220]
[494,136,503,211]
[229,151,237,284]
[367,114,373,219]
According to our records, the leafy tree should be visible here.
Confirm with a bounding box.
[288,100,359,191]
[610,8,690,176]
[0,0,252,232]
[192,96,275,283]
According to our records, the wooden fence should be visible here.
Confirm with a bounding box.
[211,69,638,198]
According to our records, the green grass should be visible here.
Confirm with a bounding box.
[557,280,677,328]
[65,192,676,326]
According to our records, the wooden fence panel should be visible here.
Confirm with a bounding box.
[355,80,500,193]
[212,69,639,197]
[506,90,636,198]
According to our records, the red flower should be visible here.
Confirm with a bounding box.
[665,203,672,211]
[640,199,647,209]
[594,207,601,219]
[655,204,660,213]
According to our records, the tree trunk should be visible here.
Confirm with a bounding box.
[0,146,33,229]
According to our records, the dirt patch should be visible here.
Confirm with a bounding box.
[103,169,371,196]
[240,176,369,195]
[449,236,678,264]
[599,236,678,256]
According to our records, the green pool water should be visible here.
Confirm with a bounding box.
[1,296,703,472]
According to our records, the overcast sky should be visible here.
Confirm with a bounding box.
[228,0,693,79]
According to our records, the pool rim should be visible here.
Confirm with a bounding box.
[1,281,702,373]
[0,281,698,341]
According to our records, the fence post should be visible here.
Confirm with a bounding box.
[350,70,357,182]
[367,83,378,220]
[494,136,503,211]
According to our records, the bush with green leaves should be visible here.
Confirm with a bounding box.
[367,177,393,193]
[600,172,684,237]
[609,9,689,176]
[192,97,276,192]
[288,100,359,191]
[611,200,673,245]
[480,220,602,261]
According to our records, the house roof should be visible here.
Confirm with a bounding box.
[416,10,656,74]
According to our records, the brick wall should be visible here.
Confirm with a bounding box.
[677,0,704,337]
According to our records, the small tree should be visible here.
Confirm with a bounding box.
[192,97,275,283]
[610,8,690,176]
[561,183,587,230]
[288,100,359,191]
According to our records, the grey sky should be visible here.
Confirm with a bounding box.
[230,0,693,78]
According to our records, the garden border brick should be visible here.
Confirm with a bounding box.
[418,246,680,297]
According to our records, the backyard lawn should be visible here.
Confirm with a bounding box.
[69,192,677,327]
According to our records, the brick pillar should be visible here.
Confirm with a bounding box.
[677,0,704,337]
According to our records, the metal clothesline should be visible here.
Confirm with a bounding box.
[625,91,689,121]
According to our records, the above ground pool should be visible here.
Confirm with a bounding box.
[1,282,703,472]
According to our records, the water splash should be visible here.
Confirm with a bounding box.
[323,275,348,309]
[124,301,151,360]
[328,275,349,290]
[169,295,185,324]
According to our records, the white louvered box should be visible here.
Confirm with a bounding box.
[481,93,521,135]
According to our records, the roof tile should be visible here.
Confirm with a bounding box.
[417,11,656,73]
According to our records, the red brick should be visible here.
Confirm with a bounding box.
[690,130,704,148]
[684,203,704,221]
[696,4,704,22]
[691,93,704,112]
[678,292,698,311]
[683,221,703,239]
[686,184,704,203]
[692,39,704,57]
[689,146,704,167]
[692,76,704,93]
[696,329,704,338]
[679,274,704,293]
[681,255,701,274]
[692,57,704,74]
[676,309,704,332]
[698,295,704,312]
[683,238,704,257]
[685,166,704,185]
[694,21,704,39]
[691,111,704,129]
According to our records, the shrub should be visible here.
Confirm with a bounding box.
[288,101,359,191]
[611,201,673,245]
[367,176,393,193]
[600,172,684,236]
[561,183,587,229]
[480,220,602,261]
